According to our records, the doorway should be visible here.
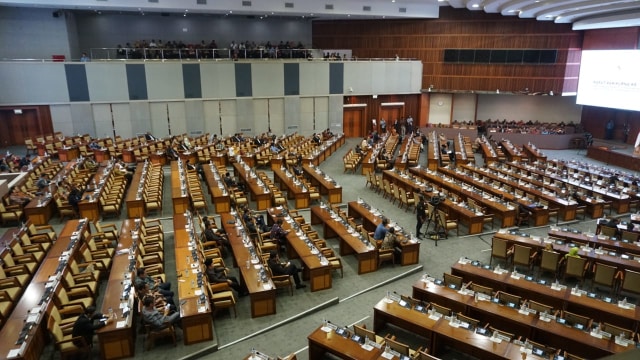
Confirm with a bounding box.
[343,107,365,138]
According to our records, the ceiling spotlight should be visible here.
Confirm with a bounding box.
[229,11,233,14]
[185,9,188,12]
[471,4,480,8]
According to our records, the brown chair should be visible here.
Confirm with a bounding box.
[437,209,458,237]
[267,267,293,296]
[489,237,513,267]
[561,311,592,330]
[538,249,561,279]
[601,323,635,339]
[456,313,481,329]
[488,327,514,341]
[563,256,589,286]
[527,300,554,315]
[48,317,91,360]
[621,230,639,243]
[378,248,395,268]
[443,273,463,289]
[512,244,537,273]
[383,336,413,357]
[470,283,493,296]
[618,269,640,297]
[208,282,238,318]
[591,262,618,295]
[0,202,23,226]
[497,291,521,307]
[600,225,617,238]
[429,302,451,316]
[143,321,177,350]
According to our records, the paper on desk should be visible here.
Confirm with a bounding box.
[116,321,127,329]
[7,349,21,359]
[381,351,394,359]
[361,344,374,351]
[26,312,39,323]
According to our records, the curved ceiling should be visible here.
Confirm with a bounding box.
[0,0,639,30]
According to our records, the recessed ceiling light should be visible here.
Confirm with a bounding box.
[471,4,480,8]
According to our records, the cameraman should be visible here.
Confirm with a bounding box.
[416,194,427,238]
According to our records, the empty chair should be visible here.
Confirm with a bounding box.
[490,237,513,267]
[591,262,618,295]
[352,324,384,344]
[456,313,480,329]
[602,323,635,339]
[538,249,561,280]
[620,230,638,243]
[525,339,556,359]
[561,311,592,330]
[437,209,458,237]
[488,327,514,341]
[599,225,617,238]
[618,269,640,297]
[470,283,493,296]
[512,244,537,273]
[383,336,412,357]
[429,302,452,316]
[497,291,521,307]
[443,273,463,289]
[563,256,589,286]
[527,300,554,315]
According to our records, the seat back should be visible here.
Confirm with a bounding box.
[527,300,553,315]
[600,226,617,238]
[620,230,638,242]
[592,262,616,288]
[498,292,521,307]
[562,311,591,329]
[621,269,640,295]
[443,273,463,289]
[470,283,493,296]
[429,302,451,316]
[456,313,480,329]
[491,237,510,262]
[602,323,633,339]
[539,250,561,274]
[564,256,588,279]
[353,324,375,341]
[384,336,410,356]
[513,244,533,267]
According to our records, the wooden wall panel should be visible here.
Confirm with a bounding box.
[583,28,639,50]
[313,7,581,94]
[343,94,421,134]
[581,106,640,144]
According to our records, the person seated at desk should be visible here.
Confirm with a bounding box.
[36,173,50,191]
[18,154,31,168]
[268,251,306,289]
[88,140,101,150]
[135,281,176,312]
[565,247,581,259]
[270,218,289,247]
[204,258,247,296]
[380,227,396,250]
[141,295,181,329]
[181,137,192,151]
[360,137,370,152]
[204,221,230,250]
[135,267,173,298]
[224,172,245,192]
[270,142,280,153]
[243,207,269,233]
[145,131,156,141]
[72,305,113,348]
[312,133,322,145]
[166,146,179,161]
[373,217,390,246]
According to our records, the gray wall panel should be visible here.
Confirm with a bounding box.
[0,63,68,105]
[185,100,205,137]
[315,97,330,132]
[126,64,147,100]
[235,64,253,97]
[168,102,187,136]
[65,64,90,102]
[283,97,301,134]
[236,98,254,134]
[201,63,236,99]
[253,99,269,135]
[284,63,300,96]
[328,95,344,134]
[149,103,170,138]
[299,63,329,96]
[49,105,74,136]
[112,103,133,139]
[146,63,184,100]
[252,63,284,98]
[203,101,222,136]
[91,104,114,139]
[344,62,372,95]
[220,100,237,136]
[86,63,129,102]
[129,102,152,137]
[69,103,94,135]
[269,99,285,135]
[329,63,344,95]
[182,64,202,99]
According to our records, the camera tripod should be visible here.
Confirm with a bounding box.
[425,203,447,246]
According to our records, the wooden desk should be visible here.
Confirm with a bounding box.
[220,213,276,317]
[124,163,146,218]
[272,167,310,209]
[266,207,333,291]
[202,164,231,214]
[78,163,115,221]
[233,162,272,210]
[58,146,80,162]
[310,205,378,274]
[302,164,343,204]
[24,195,55,226]
[0,220,87,360]
[522,143,546,163]
[548,228,640,257]
[411,280,631,359]
[308,325,385,360]
[347,201,420,266]
[449,261,640,332]
[93,148,111,163]
[373,299,547,360]
[170,161,191,214]
[96,219,137,360]
[172,213,214,345]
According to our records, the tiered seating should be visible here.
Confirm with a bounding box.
[99,168,127,218]
[142,163,164,215]
[187,167,208,213]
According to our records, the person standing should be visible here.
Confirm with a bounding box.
[605,119,614,140]
[372,118,377,133]
[416,195,427,239]
[380,118,387,134]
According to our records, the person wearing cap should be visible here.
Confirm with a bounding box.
[72,305,112,348]
[268,251,305,289]
[204,258,247,296]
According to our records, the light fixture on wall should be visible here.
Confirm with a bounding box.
[428,84,434,92]
[372,94,378,99]
[13,109,22,115]
[549,90,554,96]
[496,89,500,94]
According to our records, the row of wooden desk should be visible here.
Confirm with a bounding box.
[411,278,633,359]
[272,167,310,209]
[301,164,342,204]
[24,160,81,225]
[170,161,191,214]
[266,207,333,292]
[77,162,117,221]
[233,162,272,210]
[202,164,232,214]
[0,219,88,360]
[221,212,276,318]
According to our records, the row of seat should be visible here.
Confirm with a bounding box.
[142,163,164,215]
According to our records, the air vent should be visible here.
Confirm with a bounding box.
[284,2,294,8]
[242,0,251,6]
[197,0,207,4]
[325,4,334,10]
[399,7,407,13]
[148,0,158,3]
[363,6,371,11]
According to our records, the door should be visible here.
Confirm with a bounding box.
[379,106,404,128]
[343,107,364,138]
[0,108,46,147]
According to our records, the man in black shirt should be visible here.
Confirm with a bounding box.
[268,251,305,289]
[416,194,427,238]
[204,258,247,296]
[72,306,112,348]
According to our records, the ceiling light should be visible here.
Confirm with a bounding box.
[471,4,480,8]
